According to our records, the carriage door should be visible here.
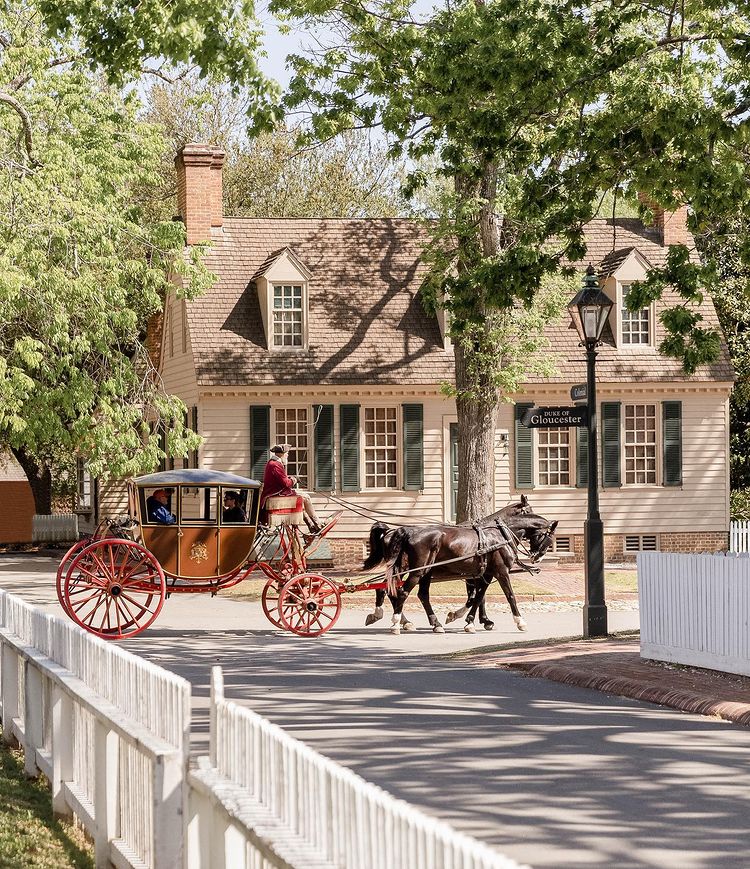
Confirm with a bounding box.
[450,423,459,522]
[179,487,220,577]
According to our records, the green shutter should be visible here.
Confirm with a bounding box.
[576,421,589,488]
[514,403,534,489]
[601,402,621,488]
[249,405,270,481]
[662,401,682,486]
[314,404,334,490]
[402,403,424,490]
[340,404,360,492]
[190,406,199,469]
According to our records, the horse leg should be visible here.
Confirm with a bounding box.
[478,596,494,631]
[417,574,444,633]
[496,571,527,631]
[365,588,386,626]
[446,577,473,624]
[464,575,491,634]
[388,588,410,634]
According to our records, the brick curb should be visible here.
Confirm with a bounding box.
[508,660,750,726]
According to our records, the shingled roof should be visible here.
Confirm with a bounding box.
[186,215,733,388]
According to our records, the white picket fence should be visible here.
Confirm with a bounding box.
[0,591,190,868]
[729,520,750,552]
[638,552,750,677]
[188,667,523,869]
[0,592,523,869]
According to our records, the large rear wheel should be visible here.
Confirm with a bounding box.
[261,576,284,629]
[56,539,89,618]
[63,539,166,640]
[278,574,342,637]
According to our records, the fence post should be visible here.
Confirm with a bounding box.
[210,665,224,768]
[94,720,119,867]
[1,644,19,748]
[51,685,74,820]
[152,751,184,869]
[23,661,43,777]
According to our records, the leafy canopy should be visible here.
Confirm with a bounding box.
[0,4,212,480]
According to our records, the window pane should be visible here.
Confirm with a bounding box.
[537,427,570,486]
[274,408,309,488]
[364,407,398,488]
[625,404,656,484]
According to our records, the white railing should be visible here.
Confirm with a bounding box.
[32,513,78,543]
[0,592,190,868]
[638,552,750,677]
[187,666,526,869]
[729,520,750,552]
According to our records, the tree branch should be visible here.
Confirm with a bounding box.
[0,91,39,165]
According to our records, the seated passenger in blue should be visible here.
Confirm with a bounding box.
[146,489,176,525]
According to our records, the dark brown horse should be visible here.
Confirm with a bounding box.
[363,498,556,633]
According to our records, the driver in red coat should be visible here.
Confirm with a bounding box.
[262,444,324,533]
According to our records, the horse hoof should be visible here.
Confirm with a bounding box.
[464,623,476,634]
[432,624,445,634]
[365,613,381,626]
[402,621,416,632]
[445,611,457,624]
[515,620,528,632]
[390,626,401,635]
[483,621,494,631]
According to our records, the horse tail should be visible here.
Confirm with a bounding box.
[384,527,408,596]
[363,522,391,570]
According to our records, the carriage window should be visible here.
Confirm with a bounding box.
[537,427,570,487]
[274,408,308,488]
[625,404,657,484]
[221,488,253,524]
[364,407,398,488]
[141,487,178,525]
[180,487,218,524]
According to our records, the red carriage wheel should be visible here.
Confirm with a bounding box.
[261,576,285,629]
[63,538,166,640]
[56,539,89,618]
[278,573,342,637]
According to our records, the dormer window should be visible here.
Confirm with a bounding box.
[273,283,304,348]
[620,283,650,345]
[251,247,311,352]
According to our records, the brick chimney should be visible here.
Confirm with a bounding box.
[637,193,691,247]
[175,143,226,245]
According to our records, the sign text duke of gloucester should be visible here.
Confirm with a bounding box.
[521,406,588,428]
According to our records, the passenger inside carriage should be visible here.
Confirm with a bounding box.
[146,489,176,525]
[222,490,247,523]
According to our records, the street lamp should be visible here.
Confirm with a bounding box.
[568,265,613,638]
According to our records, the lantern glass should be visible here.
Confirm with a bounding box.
[568,270,613,345]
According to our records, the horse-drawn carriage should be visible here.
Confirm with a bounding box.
[56,469,556,641]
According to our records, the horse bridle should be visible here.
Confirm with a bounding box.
[494,517,555,564]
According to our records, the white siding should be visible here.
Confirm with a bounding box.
[504,389,730,535]
[200,394,455,538]
[160,295,199,406]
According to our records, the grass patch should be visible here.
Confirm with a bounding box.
[0,735,93,868]
[605,570,638,593]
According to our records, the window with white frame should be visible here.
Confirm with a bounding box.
[76,458,92,511]
[620,283,650,345]
[272,284,304,348]
[624,404,657,484]
[364,407,398,488]
[274,407,308,488]
[537,427,571,486]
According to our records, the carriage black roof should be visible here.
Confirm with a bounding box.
[134,469,261,488]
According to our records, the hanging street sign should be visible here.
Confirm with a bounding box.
[522,406,589,428]
[570,383,587,402]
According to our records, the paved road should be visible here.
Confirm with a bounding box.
[3,555,749,868]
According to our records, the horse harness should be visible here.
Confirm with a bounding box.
[471,520,517,578]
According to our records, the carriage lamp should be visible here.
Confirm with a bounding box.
[568,265,611,638]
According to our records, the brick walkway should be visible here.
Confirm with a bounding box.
[468,638,750,726]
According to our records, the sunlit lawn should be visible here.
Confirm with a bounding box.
[0,735,93,868]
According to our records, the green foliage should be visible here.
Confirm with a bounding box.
[730,489,750,521]
[141,74,409,220]
[0,3,210,482]
[271,0,750,381]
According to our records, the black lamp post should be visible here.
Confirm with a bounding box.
[568,265,613,638]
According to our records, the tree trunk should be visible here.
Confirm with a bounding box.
[453,161,503,524]
[12,447,52,514]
